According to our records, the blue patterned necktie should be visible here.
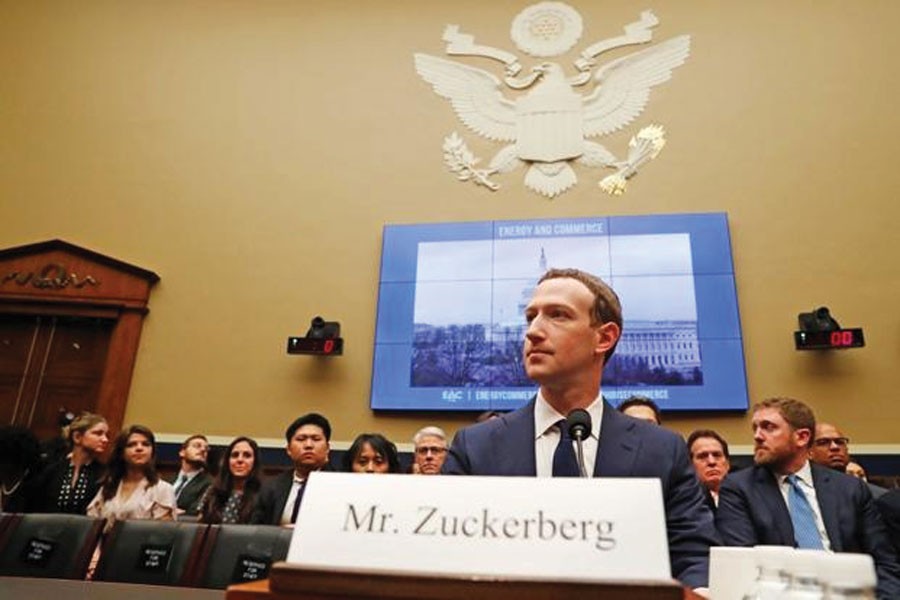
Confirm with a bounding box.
[787,474,824,549]
[552,419,580,477]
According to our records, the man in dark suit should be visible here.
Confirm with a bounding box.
[810,421,888,499]
[168,434,212,516]
[876,489,900,556]
[443,268,719,590]
[252,412,331,526]
[686,429,731,511]
[717,397,900,598]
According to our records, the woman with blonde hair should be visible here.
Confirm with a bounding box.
[33,411,109,514]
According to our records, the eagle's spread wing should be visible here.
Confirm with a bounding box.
[582,35,690,138]
[414,53,517,142]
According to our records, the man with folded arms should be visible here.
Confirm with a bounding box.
[716,397,900,598]
[443,268,719,590]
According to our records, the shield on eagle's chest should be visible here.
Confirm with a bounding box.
[515,78,584,163]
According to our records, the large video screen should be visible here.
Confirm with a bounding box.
[371,213,747,412]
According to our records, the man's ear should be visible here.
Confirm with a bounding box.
[595,321,621,356]
[178,448,186,461]
[795,427,813,449]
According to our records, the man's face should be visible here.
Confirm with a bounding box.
[414,434,448,475]
[622,405,659,425]
[751,407,809,471]
[286,424,329,473]
[179,437,209,468]
[690,437,730,492]
[523,277,618,386]
[809,423,850,471]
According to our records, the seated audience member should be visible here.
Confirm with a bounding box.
[846,461,868,480]
[686,429,731,509]
[716,397,900,598]
[87,424,176,532]
[0,426,42,512]
[810,422,888,499]
[876,489,900,556]
[252,413,332,526]
[344,433,402,474]
[168,434,213,516]
[617,395,662,425]
[33,412,109,514]
[199,436,261,524]
[412,426,448,475]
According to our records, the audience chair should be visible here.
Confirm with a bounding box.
[0,513,104,579]
[195,524,292,589]
[93,519,207,586]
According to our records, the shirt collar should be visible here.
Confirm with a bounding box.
[534,392,604,440]
[779,459,813,486]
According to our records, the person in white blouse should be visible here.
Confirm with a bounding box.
[87,424,176,532]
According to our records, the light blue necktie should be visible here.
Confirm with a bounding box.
[787,474,824,549]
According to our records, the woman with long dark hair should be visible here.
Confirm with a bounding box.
[33,412,109,514]
[343,433,402,474]
[87,424,175,531]
[199,436,262,524]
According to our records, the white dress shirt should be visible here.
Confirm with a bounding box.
[279,473,306,526]
[533,392,604,477]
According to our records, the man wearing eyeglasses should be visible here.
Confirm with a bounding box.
[810,422,888,499]
[412,426,448,475]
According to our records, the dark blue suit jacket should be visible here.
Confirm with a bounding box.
[442,399,720,589]
[717,462,900,598]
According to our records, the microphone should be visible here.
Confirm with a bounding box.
[566,409,592,478]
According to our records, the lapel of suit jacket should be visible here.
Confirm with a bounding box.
[594,402,639,476]
[810,463,842,550]
[273,470,295,519]
[755,466,795,546]
[492,398,537,476]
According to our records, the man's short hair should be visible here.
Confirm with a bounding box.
[181,434,207,449]
[538,268,623,360]
[413,426,447,447]
[285,413,332,442]
[752,397,816,434]
[618,396,662,424]
[687,429,730,460]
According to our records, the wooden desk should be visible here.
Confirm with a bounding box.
[0,577,223,600]
[226,564,704,600]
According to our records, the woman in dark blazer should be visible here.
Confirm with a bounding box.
[32,412,109,514]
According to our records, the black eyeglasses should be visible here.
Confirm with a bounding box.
[813,437,849,448]
[415,446,447,456]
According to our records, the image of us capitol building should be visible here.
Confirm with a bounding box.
[412,248,703,388]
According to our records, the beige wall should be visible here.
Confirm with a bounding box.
[2,1,898,449]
